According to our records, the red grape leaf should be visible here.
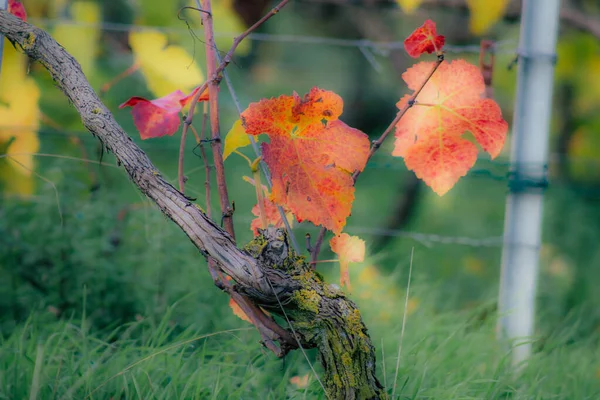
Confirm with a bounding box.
[8,0,27,21]
[330,233,365,291]
[404,19,445,58]
[241,87,369,234]
[393,60,508,195]
[119,86,209,140]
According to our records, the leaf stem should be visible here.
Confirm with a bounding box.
[310,54,445,265]
[182,0,290,239]
[182,0,290,141]
[178,123,188,193]
[253,167,268,230]
[191,106,211,217]
[100,62,140,96]
[216,49,302,255]
[233,150,253,167]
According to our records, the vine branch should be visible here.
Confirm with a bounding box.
[178,0,290,238]
[198,0,235,239]
[181,0,289,132]
[192,0,297,356]
[0,9,385,398]
[195,106,211,217]
[0,8,299,355]
[214,50,302,255]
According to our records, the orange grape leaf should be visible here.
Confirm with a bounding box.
[8,0,27,21]
[404,19,445,58]
[241,87,370,234]
[330,233,365,291]
[393,60,508,195]
[119,86,208,140]
[229,298,252,323]
[243,176,294,236]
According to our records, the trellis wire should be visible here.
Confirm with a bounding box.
[6,123,600,168]
[6,124,600,189]
[0,12,590,257]
[345,227,503,248]
[28,18,518,55]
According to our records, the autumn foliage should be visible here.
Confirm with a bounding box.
[8,0,26,22]
[114,18,508,292]
[241,87,370,234]
[330,233,366,290]
[403,19,445,58]
[115,19,507,294]
[393,60,508,195]
[119,86,209,139]
[0,2,520,396]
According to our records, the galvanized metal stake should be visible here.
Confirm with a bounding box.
[498,0,561,367]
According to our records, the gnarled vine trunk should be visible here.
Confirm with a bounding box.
[243,229,383,399]
[0,11,384,399]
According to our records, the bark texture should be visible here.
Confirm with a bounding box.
[0,10,384,399]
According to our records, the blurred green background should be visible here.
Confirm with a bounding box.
[1,0,600,398]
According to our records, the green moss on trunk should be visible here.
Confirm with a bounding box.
[242,228,384,399]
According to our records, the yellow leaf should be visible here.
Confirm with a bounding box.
[556,34,598,80]
[223,120,251,160]
[1,130,40,196]
[19,0,68,18]
[577,56,600,112]
[5,130,40,177]
[129,30,204,98]
[396,0,423,14]
[466,0,510,35]
[0,40,41,196]
[53,1,101,75]
[330,233,365,291]
[555,35,600,113]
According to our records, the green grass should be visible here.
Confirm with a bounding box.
[1,293,599,399]
[3,2,600,398]
[2,144,600,399]
[3,41,600,397]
